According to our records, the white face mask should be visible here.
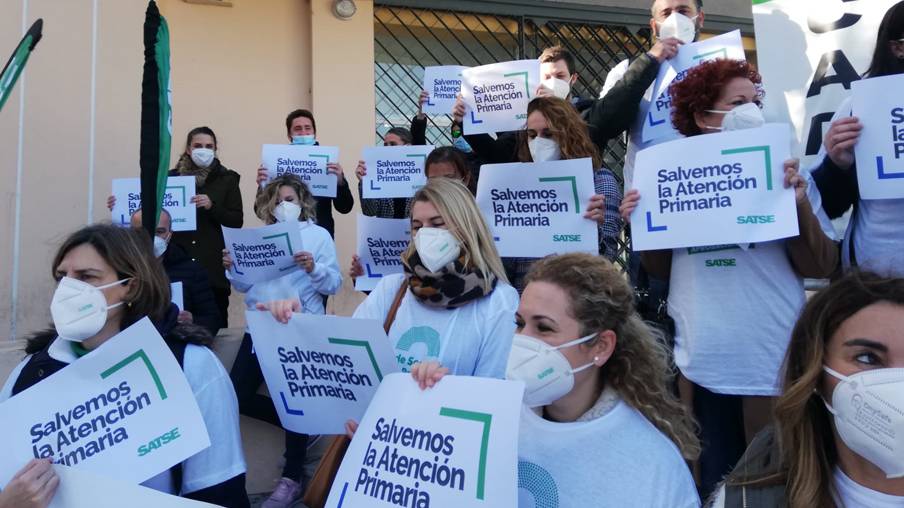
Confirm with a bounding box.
[823,365,904,478]
[706,102,765,132]
[506,333,597,408]
[528,136,561,163]
[414,227,461,273]
[273,201,302,223]
[153,235,168,258]
[658,12,698,44]
[190,148,215,168]
[540,78,571,100]
[51,277,130,343]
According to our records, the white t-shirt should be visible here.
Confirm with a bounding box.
[0,338,246,496]
[668,172,835,396]
[517,400,700,508]
[812,97,904,277]
[352,273,518,378]
[229,220,342,328]
[709,468,904,508]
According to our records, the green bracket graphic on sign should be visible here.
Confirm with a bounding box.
[538,176,580,212]
[439,407,493,500]
[722,145,773,190]
[503,71,531,97]
[100,349,167,400]
[328,338,385,381]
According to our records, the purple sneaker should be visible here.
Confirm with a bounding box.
[261,477,303,508]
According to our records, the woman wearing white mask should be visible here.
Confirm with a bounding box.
[620,58,838,498]
[0,224,248,506]
[711,271,904,507]
[408,253,700,507]
[224,173,340,508]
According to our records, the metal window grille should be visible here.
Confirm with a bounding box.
[374,4,653,270]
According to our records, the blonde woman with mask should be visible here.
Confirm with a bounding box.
[407,253,701,507]
[224,173,341,508]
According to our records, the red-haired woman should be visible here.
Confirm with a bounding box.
[620,58,838,498]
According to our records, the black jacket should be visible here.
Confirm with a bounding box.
[812,155,859,220]
[169,158,243,292]
[162,242,221,337]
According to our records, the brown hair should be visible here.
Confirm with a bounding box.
[517,96,602,169]
[50,224,171,331]
[731,270,904,507]
[525,253,701,460]
[425,146,472,190]
[255,174,317,224]
[538,45,576,76]
[285,109,317,136]
[668,58,763,137]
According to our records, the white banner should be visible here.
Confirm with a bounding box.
[852,74,904,200]
[222,222,303,285]
[49,466,218,508]
[476,158,598,258]
[753,0,899,167]
[244,312,399,435]
[325,374,523,508]
[111,176,196,232]
[170,282,183,311]
[0,318,210,488]
[631,124,798,251]
[461,60,540,135]
[261,144,340,197]
[362,145,434,199]
[642,30,746,143]
[423,65,468,116]
[355,215,410,292]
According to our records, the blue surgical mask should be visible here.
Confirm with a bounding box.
[291,135,316,146]
[452,136,473,154]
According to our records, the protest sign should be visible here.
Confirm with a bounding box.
[355,215,410,292]
[460,60,540,135]
[362,145,435,199]
[852,74,904,200]
[111,176,196,231]
[0,318,210,488]
[170,282,183,311]
[631,124,798,251]
[261,144,340,197]
[325,373,523,508]
[476,158,597,257]
[642,30,746,144]
[222,222,303,285]
[49,466,218,508]
[245,312,399,435]
[423,65,468,115]
[753,0,899,167]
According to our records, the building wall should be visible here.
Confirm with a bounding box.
[0,0,374,339]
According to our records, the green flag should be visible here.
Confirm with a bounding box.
[0,19,43,114]
[139,1,172,238]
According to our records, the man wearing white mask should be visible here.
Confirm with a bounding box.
[129,208,221,336]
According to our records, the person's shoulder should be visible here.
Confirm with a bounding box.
[374,273,406,294]
[484,281,519,311]
[305,222,334,242]
[182,343,229,388]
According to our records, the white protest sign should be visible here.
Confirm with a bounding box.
[0,318,211,488]
[355,215,410,292]
[642,30,746,144]
[362,145,435,199]
[461,60,540,135]
[170,282,184,311]
[852,74,904,200]
[49,466,219,508]
[244,312,399,435]
[325,373,523,508]
[222,222,303,285]
[261,144,340,197]
[476,158,597,258]
[423,65,468,115]
[631,124,798,251]
[111,176,197,231]
[753,1,899,166]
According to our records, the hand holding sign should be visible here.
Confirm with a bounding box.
[110,176,197,231]
[222,222,304,285]
[260,144,340,197]
[423,65,468,116]
[852,74,904,199]
[460,60,540,135]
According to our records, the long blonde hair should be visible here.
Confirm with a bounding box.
[254,174,317,224]
[402,178,507,292]
[731,271,904,507]
[525,253,701,460]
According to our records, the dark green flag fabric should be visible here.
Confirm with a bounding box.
[0,19,43,114]
[139,1,172,237]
